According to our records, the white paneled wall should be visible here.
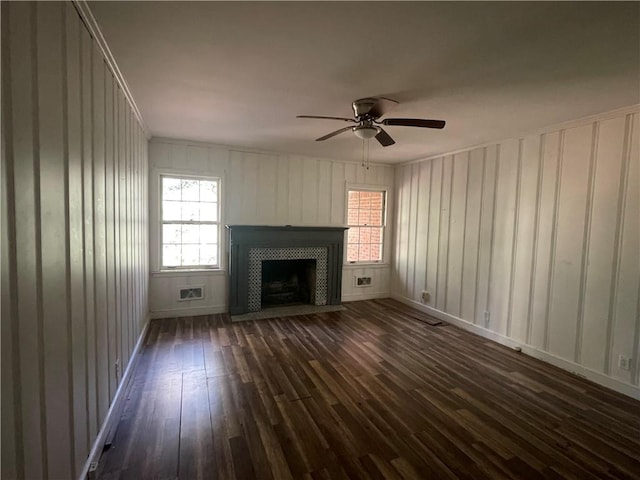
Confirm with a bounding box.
[149,139,394,317]
[1,2,149,478]
[393,107,639,396]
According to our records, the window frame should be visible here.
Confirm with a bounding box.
[159,173,222,271]
[344,184,389,265]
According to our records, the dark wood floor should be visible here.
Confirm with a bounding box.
[97,299,640,480]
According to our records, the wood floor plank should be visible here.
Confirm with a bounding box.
[97,299,640,480]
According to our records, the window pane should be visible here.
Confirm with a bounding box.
[371,227,383,243]
[200,244,217,265]
[163,244,181,267]
[181,245,200,265]
[181,179,199,201]
[359,192,371,209]
[200,180,217,202]
[347,227,359,244]
[162,177,182,201]
[163,224,181,244]
[359,227,371,243]
[371,243,382,261]
[181,202,200,221]
[347,244,358,262]
[201,224,218,243]
[162,201,181,221]
[348,191,359,208]
[358,244,371,261]
[369,207,383,226]
[358,209,371,225]
[199,203,218,222]
[181,224,201,244]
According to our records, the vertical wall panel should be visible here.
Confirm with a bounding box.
[2,4,22,478]
[1,3,149,477]
[287,157,304,225]
[547,125,593,360]
[302,157,319,223]
[510,135,542,343]
[5,4,46,478]
[425,157,442,305]
[330,161,345,224]
[488,140,518,335]
[257,153,278,224]
[37,3,73,476]
[406,163,419,299]
[460,148,483,321]
[436,156,453,309]
[92,42,109,425]
[445,152,468,315]
[474,146,497,325]
[104,69,117,400]
[529,132,560,349]
[65,5,88,467]
[581,117,626,372]
[391,107,639,396]
[610,113,639,383]
[396,165,411,297]
[413,161,431,302]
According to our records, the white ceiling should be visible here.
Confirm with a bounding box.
[90,1,639,164]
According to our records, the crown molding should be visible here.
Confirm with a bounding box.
[72,0,150,139]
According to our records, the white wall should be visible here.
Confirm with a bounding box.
[1,2,149,478]
[148,138,394,317]
[392,106,639,397]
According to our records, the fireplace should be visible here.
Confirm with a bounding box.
[227,225,347,315]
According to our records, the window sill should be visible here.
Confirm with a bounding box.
[151,269,226,278]
[343,262,390,269]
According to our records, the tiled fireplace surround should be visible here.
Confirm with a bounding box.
[227,225,347,315]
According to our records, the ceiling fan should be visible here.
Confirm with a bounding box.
[297,97,445,147]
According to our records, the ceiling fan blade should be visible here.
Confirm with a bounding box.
[368,97,399,119]
[316,126,354,141]
[375,128,395,147]
[297,115,356,123]
[382,118,446,129]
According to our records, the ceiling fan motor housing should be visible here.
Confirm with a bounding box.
[352,98,380,119]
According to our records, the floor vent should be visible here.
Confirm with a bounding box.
[178,286,204,301]
[354,276,372,287]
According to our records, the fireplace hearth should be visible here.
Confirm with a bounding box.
[227,225,347,315]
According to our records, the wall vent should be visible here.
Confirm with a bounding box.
[354,276,372,288]
[178,286,204,301]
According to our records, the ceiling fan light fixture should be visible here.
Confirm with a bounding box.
[353,126,379,140]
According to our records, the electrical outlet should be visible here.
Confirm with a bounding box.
[87,461,98,480]
[421,291,430,303]
[618,355,631,371]
[483,311,490,327]
[115,359,121,382]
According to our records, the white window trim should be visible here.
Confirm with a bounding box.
[158,173,222,271]
[344,183,391,266]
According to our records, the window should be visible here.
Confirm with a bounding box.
[346,188,386,263]
[161,175,220,269]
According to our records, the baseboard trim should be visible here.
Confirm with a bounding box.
[342,291,389,302]
[149,304,227,319]
[391,294,640,400]
[78,314,151,480]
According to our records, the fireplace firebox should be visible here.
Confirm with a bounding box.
[227,225,347,315]
[261,259,316,307]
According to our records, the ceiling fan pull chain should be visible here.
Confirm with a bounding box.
[366,137,370,170]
